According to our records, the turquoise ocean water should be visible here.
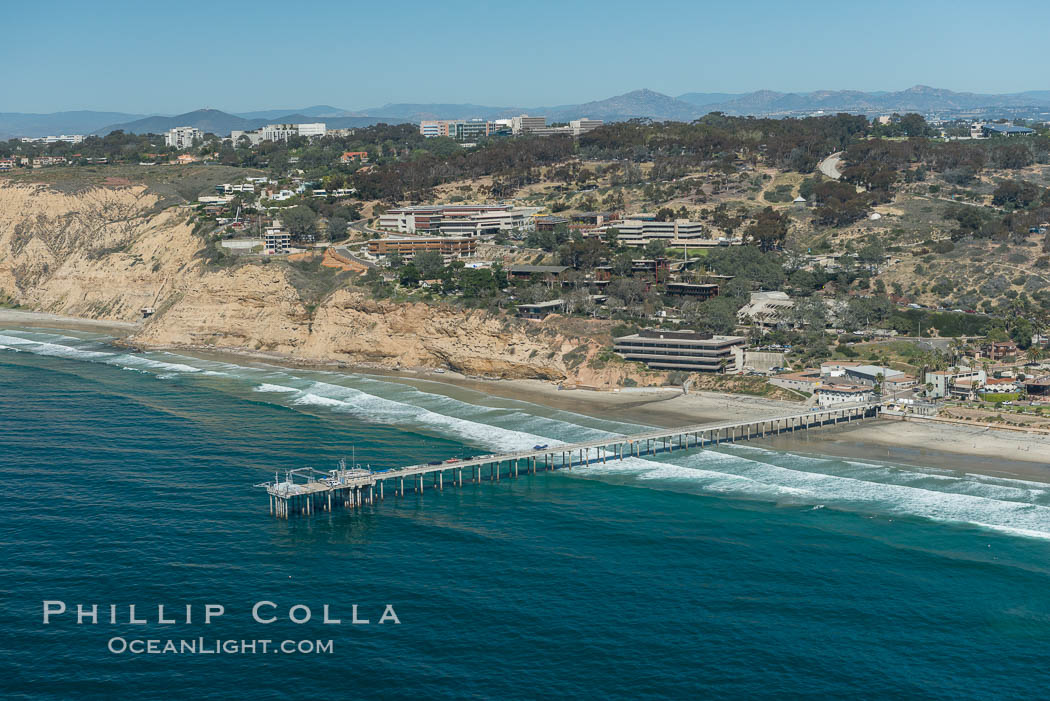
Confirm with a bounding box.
[4,327,1050,699]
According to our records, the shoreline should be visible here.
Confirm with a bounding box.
[758,418,1050,482]
[4,309,1050,479]
[123,342,1050,479]
[142,343,807,429]
[0,309,140,336]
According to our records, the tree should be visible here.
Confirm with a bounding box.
[812,181,870,227]
[611,251,634,276]
[398,263,421,288]
[686,296,739,335]
[1010,317,1034,348]
[643,239,667,259]
[326,216,347,241]
[745,207,788,251]
[898,113,930,138]
[413,249,445,279]
[558,237,606,270]
[655,207,675,222]
[282,206,317,241]
[856,240,886,270]
[992,180,1041,209]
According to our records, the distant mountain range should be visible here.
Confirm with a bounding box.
[679,85,1050,117]
[5,86,1050,139]
[0,111,150,140]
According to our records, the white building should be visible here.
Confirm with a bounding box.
[926,368,987,399]
[296,122,327,138]
[570,118,603,136]
[612,219,706,247]
[231,123,326,145]
[816,384,873,407]
[261,124,298,142]
[20,134,85,144]
[378,204,539,236]
[264,222,291,254]
[510,115,547,134]
[165,126,202,150]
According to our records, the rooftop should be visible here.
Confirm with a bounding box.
[509,264,570,274]
[817,384,871,393]
[849,365,904,379]
[517,299,566,310]
[983,123,1035,134]
[615,330,746,346]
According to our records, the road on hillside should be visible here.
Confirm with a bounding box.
[818,152,844,180]
[334,245,376,269]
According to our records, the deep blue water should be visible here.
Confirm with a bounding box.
[4,328,1050,699]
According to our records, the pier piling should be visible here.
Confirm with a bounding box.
[258,403,880,519]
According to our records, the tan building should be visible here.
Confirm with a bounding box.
[367,237,477,261]
[613,329,746,373]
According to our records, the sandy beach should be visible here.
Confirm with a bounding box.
[759,417,1050,482]
[3,308,1048,479]
[0,309,140,336]
[154,344,1050,478]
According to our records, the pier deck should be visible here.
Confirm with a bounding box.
[258,402,880,518]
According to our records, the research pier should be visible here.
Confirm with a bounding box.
[258,403,879,518]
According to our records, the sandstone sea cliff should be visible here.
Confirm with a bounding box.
[0,181,652,385]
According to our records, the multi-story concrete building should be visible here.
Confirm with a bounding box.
[510,115,547,134]
[264,223,291,254]
[419,120,454,138]
[231,123,326,145]
[20,134,85,144]
[925,368,987,399]
[613,329,746,373]
[612,219,706,247]
[454,120,492,140]
[367,236,478,261]
[295,123,327,138]
[165,126,202,150]
[419,115,596,139]
[419,119,510,140]
[570,118,603,136]
[378,204,538,236]
[261,124,299,142]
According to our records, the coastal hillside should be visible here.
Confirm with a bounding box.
[0,182,203,319]
[133,269,583,380]
[0,179,676,385]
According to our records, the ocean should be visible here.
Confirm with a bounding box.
[4,327,1050,699]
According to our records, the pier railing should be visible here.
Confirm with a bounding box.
[257,402,880,518]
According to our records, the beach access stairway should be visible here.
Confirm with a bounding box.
[258,402,880,518]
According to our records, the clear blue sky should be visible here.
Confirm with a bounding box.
[5,0,1050,114]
